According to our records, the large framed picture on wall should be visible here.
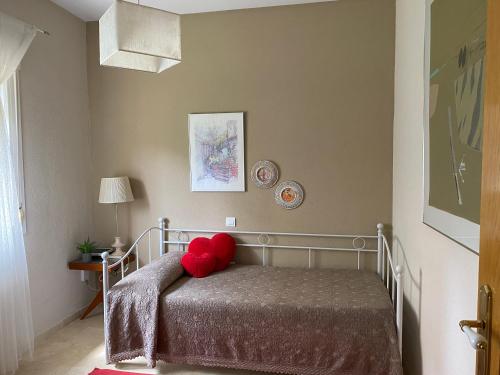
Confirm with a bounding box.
[189,112,245,192]
[423,0,486,253]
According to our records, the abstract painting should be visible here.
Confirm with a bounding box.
[189,113,245,192]
[423,0,486,252]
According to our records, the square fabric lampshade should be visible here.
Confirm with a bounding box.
[99,0,181,73]
[99,177,134,204]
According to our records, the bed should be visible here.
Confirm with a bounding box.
[101,218,403,375]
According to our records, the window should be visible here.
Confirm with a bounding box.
[0,72,26,232]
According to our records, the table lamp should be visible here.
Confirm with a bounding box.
[98,177,134,255]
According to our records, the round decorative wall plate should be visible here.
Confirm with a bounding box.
[251,160,279,189]
[275,181,304,209]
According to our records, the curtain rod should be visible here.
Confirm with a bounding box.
[35,26,50,36]
[4,13,51,36]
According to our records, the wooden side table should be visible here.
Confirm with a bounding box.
[68,254,136,319]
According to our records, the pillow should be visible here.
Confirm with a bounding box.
[181,234,236,277]
[187,237,211,256]
[180,251,216,278]
[210,233,236,271]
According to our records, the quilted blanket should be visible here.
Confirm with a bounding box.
[106,254,402,375]
[106,251,184,366]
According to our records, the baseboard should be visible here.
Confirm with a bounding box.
[34,305,88,346]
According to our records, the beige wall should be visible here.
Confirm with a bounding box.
[0,0,94,335]
[393,0,479,373]
[86,0,395,267]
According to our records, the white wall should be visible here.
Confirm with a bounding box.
[0,0,94,336]
[393,0,480,374]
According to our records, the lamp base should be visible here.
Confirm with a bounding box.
[111,236,126,256]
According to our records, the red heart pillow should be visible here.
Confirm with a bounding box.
[181,234,236,277]
[211,233,236,271]
[180,251,216,278]
[188,237,211,256]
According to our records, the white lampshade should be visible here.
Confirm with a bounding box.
[99,177,134,204]
[99,0,181,73]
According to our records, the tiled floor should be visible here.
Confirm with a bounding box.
[15,314,270,375]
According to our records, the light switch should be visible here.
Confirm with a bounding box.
[225,217,236,227]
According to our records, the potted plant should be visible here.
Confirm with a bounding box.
[77,238,97,263]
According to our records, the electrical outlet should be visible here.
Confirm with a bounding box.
[225,217,236,227]
[80,270,88,282]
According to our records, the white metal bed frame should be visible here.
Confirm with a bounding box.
[101,218,403,361]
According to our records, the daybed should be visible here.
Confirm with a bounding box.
[101,218,403,375]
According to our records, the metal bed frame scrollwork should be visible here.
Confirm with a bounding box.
[101,218,403,361]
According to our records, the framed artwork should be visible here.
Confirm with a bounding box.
[251,160,279,189]
[189,112,245,192]
[275,181,304,209]
[423,0,486,253]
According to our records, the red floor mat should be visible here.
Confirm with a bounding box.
[89,369,147,375]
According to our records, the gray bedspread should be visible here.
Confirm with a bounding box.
[106,251,184,366]
[107,252,402,375]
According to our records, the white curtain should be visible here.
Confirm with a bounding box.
[0,11,36,375]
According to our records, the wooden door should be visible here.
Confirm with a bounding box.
[479,1,500,374]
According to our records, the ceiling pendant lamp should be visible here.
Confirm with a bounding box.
[99,0,181,73]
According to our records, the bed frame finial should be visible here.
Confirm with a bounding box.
[159,217,165,256]
[377,223,384,276]
[101,251,110,363]
[395,264,403,355]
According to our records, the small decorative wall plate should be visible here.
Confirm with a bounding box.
[251,160,279,189]
[275,181,304,209]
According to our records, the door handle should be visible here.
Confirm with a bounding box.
[459,320,487,350]
[459,285,492,375]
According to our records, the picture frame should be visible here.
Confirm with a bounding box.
[251,160,279,189]
[422,0,485,253]
[275,181,304,210]
[189,112,245,192]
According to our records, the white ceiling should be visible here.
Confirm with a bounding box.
[51,0,336,22]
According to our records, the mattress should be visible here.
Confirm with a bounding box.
[155,264,402,375]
